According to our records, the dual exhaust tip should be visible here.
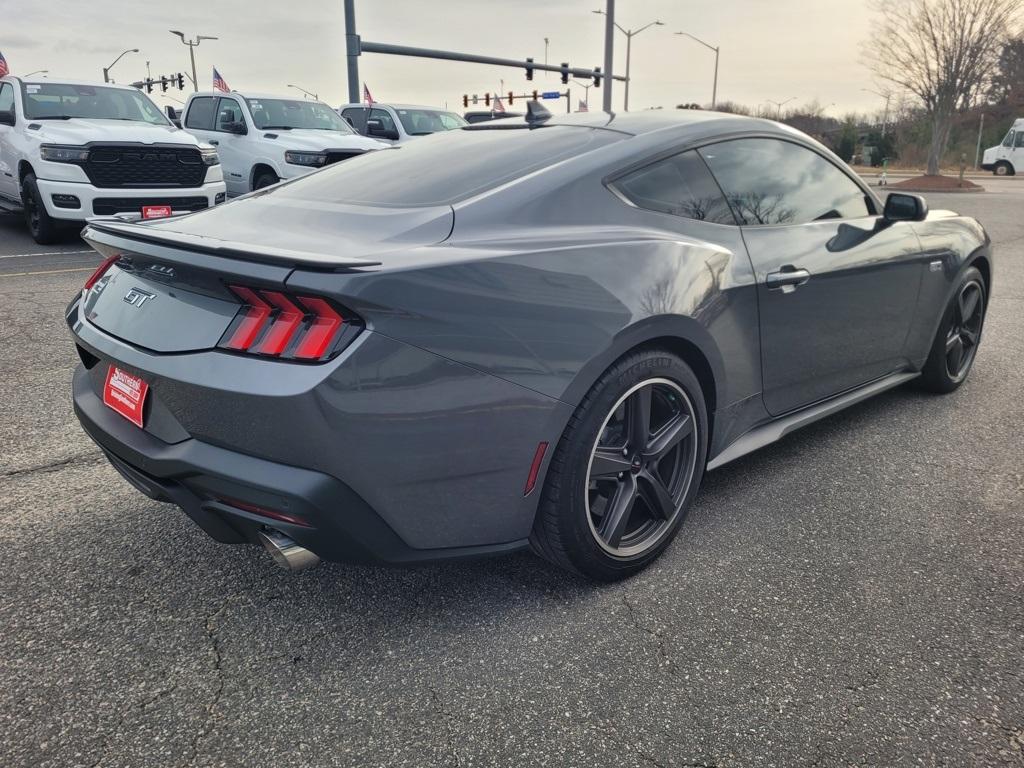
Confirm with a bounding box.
[257,529,320,571]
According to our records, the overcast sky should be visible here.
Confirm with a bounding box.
[2,0,888,116]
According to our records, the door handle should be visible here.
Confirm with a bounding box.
[765,266,811,292]
[209,140,219,146]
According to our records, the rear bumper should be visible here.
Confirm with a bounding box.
[36,178,226,221]
[73,364,528,564]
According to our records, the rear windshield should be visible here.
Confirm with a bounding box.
[271,125,621,206]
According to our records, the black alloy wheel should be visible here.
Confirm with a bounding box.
[586,378,698,557]
[944,279,985,381]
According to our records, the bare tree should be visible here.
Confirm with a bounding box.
[865,0,1019,175]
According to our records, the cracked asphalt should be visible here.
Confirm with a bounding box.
[1,184,1022,768]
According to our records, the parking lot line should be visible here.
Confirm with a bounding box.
[0,250,94,259]
[0,267,94,279]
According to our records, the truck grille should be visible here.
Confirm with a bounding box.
[84,145,207,189]
[324,150,365,166]
[92,197,209,215]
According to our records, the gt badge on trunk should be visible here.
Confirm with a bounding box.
[103,366,149,427]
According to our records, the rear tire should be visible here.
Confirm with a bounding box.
[21,173,62,245]
[252,169,279,190]
[917,266,986,393]
[530,349,708,581]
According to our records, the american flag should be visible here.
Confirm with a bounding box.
[212,67,229,93]
[493,95,505,113]
[0,51,9,78]
[578,99,589,113]
[363,83,375,105]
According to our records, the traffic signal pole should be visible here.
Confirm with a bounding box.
[602,0,615,112]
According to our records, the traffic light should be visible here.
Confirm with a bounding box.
[160,76,168,93]
[176,73,185,90]
[593,67,602,88]
[525,57,534,81]
[508,91,514,104]
[560,63,569,85]
[532,90,538,101]
[484,92,490,106]
[462,94,469,108]
[145,79,153,94]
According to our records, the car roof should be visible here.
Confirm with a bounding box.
[190,91,326,102]
[528,109,790,138]
[339,103,459,111]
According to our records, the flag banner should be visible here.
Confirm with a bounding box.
[493,96,505,113]
[0,51,9,77]
[213,67,230,93]
[578,99,589,113]
[363,83,375,105]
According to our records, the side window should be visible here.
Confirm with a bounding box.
[215,98,244,132]
[612,150,736,225]
[0,83,14,114]
[369,108,396,133]
[700,138,872,225]
[1015,131,1024,149]
[342,107,367,133]
[184,96,215,130]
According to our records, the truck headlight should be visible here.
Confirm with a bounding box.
[285,150,327,167]
[40,145,90,163]
[200,147,220,166]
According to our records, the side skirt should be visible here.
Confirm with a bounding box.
[706,371,920,471]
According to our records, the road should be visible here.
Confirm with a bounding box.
[1,187,1022,768]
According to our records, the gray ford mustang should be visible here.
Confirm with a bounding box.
[67,108,991,580]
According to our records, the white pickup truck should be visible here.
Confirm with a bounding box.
[0,77,225,244]
[981,117,1024,176]
[180,91,384,195]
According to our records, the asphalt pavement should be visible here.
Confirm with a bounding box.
[1,186,1022,767]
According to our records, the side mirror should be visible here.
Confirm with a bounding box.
[883,192,928,222]
[227,121,247,135]
[366,119,399,141]
[0,109,15,127]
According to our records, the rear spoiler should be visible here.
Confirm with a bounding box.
[83,216,382,269]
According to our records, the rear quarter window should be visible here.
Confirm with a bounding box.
[270,125,622,207]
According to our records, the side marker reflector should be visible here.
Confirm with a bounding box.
[524,441,549,496]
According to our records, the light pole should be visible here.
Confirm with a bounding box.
[767,97,796,119]
[24,70,48,78]
[862,88,892,137]
[572,79,593,110]
[675,32,719,109]
[102,49,139,84]
[169,31,218,92]
[287,84,319,100]
[593,8,663,112]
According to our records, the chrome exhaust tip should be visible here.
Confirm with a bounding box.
[257,529,321,571]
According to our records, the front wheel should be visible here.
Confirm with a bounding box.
[994,162,1014,177]
[252,169,279,190]
[917,267,987,393]
[21,173,63,245]
[530,349,708,581]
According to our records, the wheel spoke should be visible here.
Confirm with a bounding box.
[597,475,638,548]
[644,413,693,461]
[638,470,676,520]
[945,332,960,353]
[960,288,980,323]
[946,335,964,373]
[961,327,979,347]
[627,386,652,451]
[590,448,633,479]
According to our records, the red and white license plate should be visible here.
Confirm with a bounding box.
[103,366,149,427]
[141,205,172,220]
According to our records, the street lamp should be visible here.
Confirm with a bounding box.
[102,49,139,84]
[862,88,892,137]
[675,32,719,109]
[592,9,663,112]
[572,78,594,111]
[169,31,218,92]
[287,84,319,101]
[24,70,48,78]
[767,97,797,119]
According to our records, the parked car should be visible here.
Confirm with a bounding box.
[464,109,523,124]
[182,91,383,195]
[68,109,991,581]
[339,103,467,144]
[0,77,225,244]
[981,117,1023,175]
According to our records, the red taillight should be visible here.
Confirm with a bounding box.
[218,284,357,362]
[83,254,121,290]
[293,296,344,359]
[222,286,272,350]
[213,496,311,527]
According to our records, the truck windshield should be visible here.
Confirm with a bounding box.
[20,82,169,125]
[245,98,355,132]
[394,108,467,136]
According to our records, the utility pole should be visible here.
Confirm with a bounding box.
[593,9,662,112]
[767,97,796,119]
[344,0,360,104]
[862,88,892,137]
[601,0,614,112]
[975,112,985,170]
[170,31,217,92]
